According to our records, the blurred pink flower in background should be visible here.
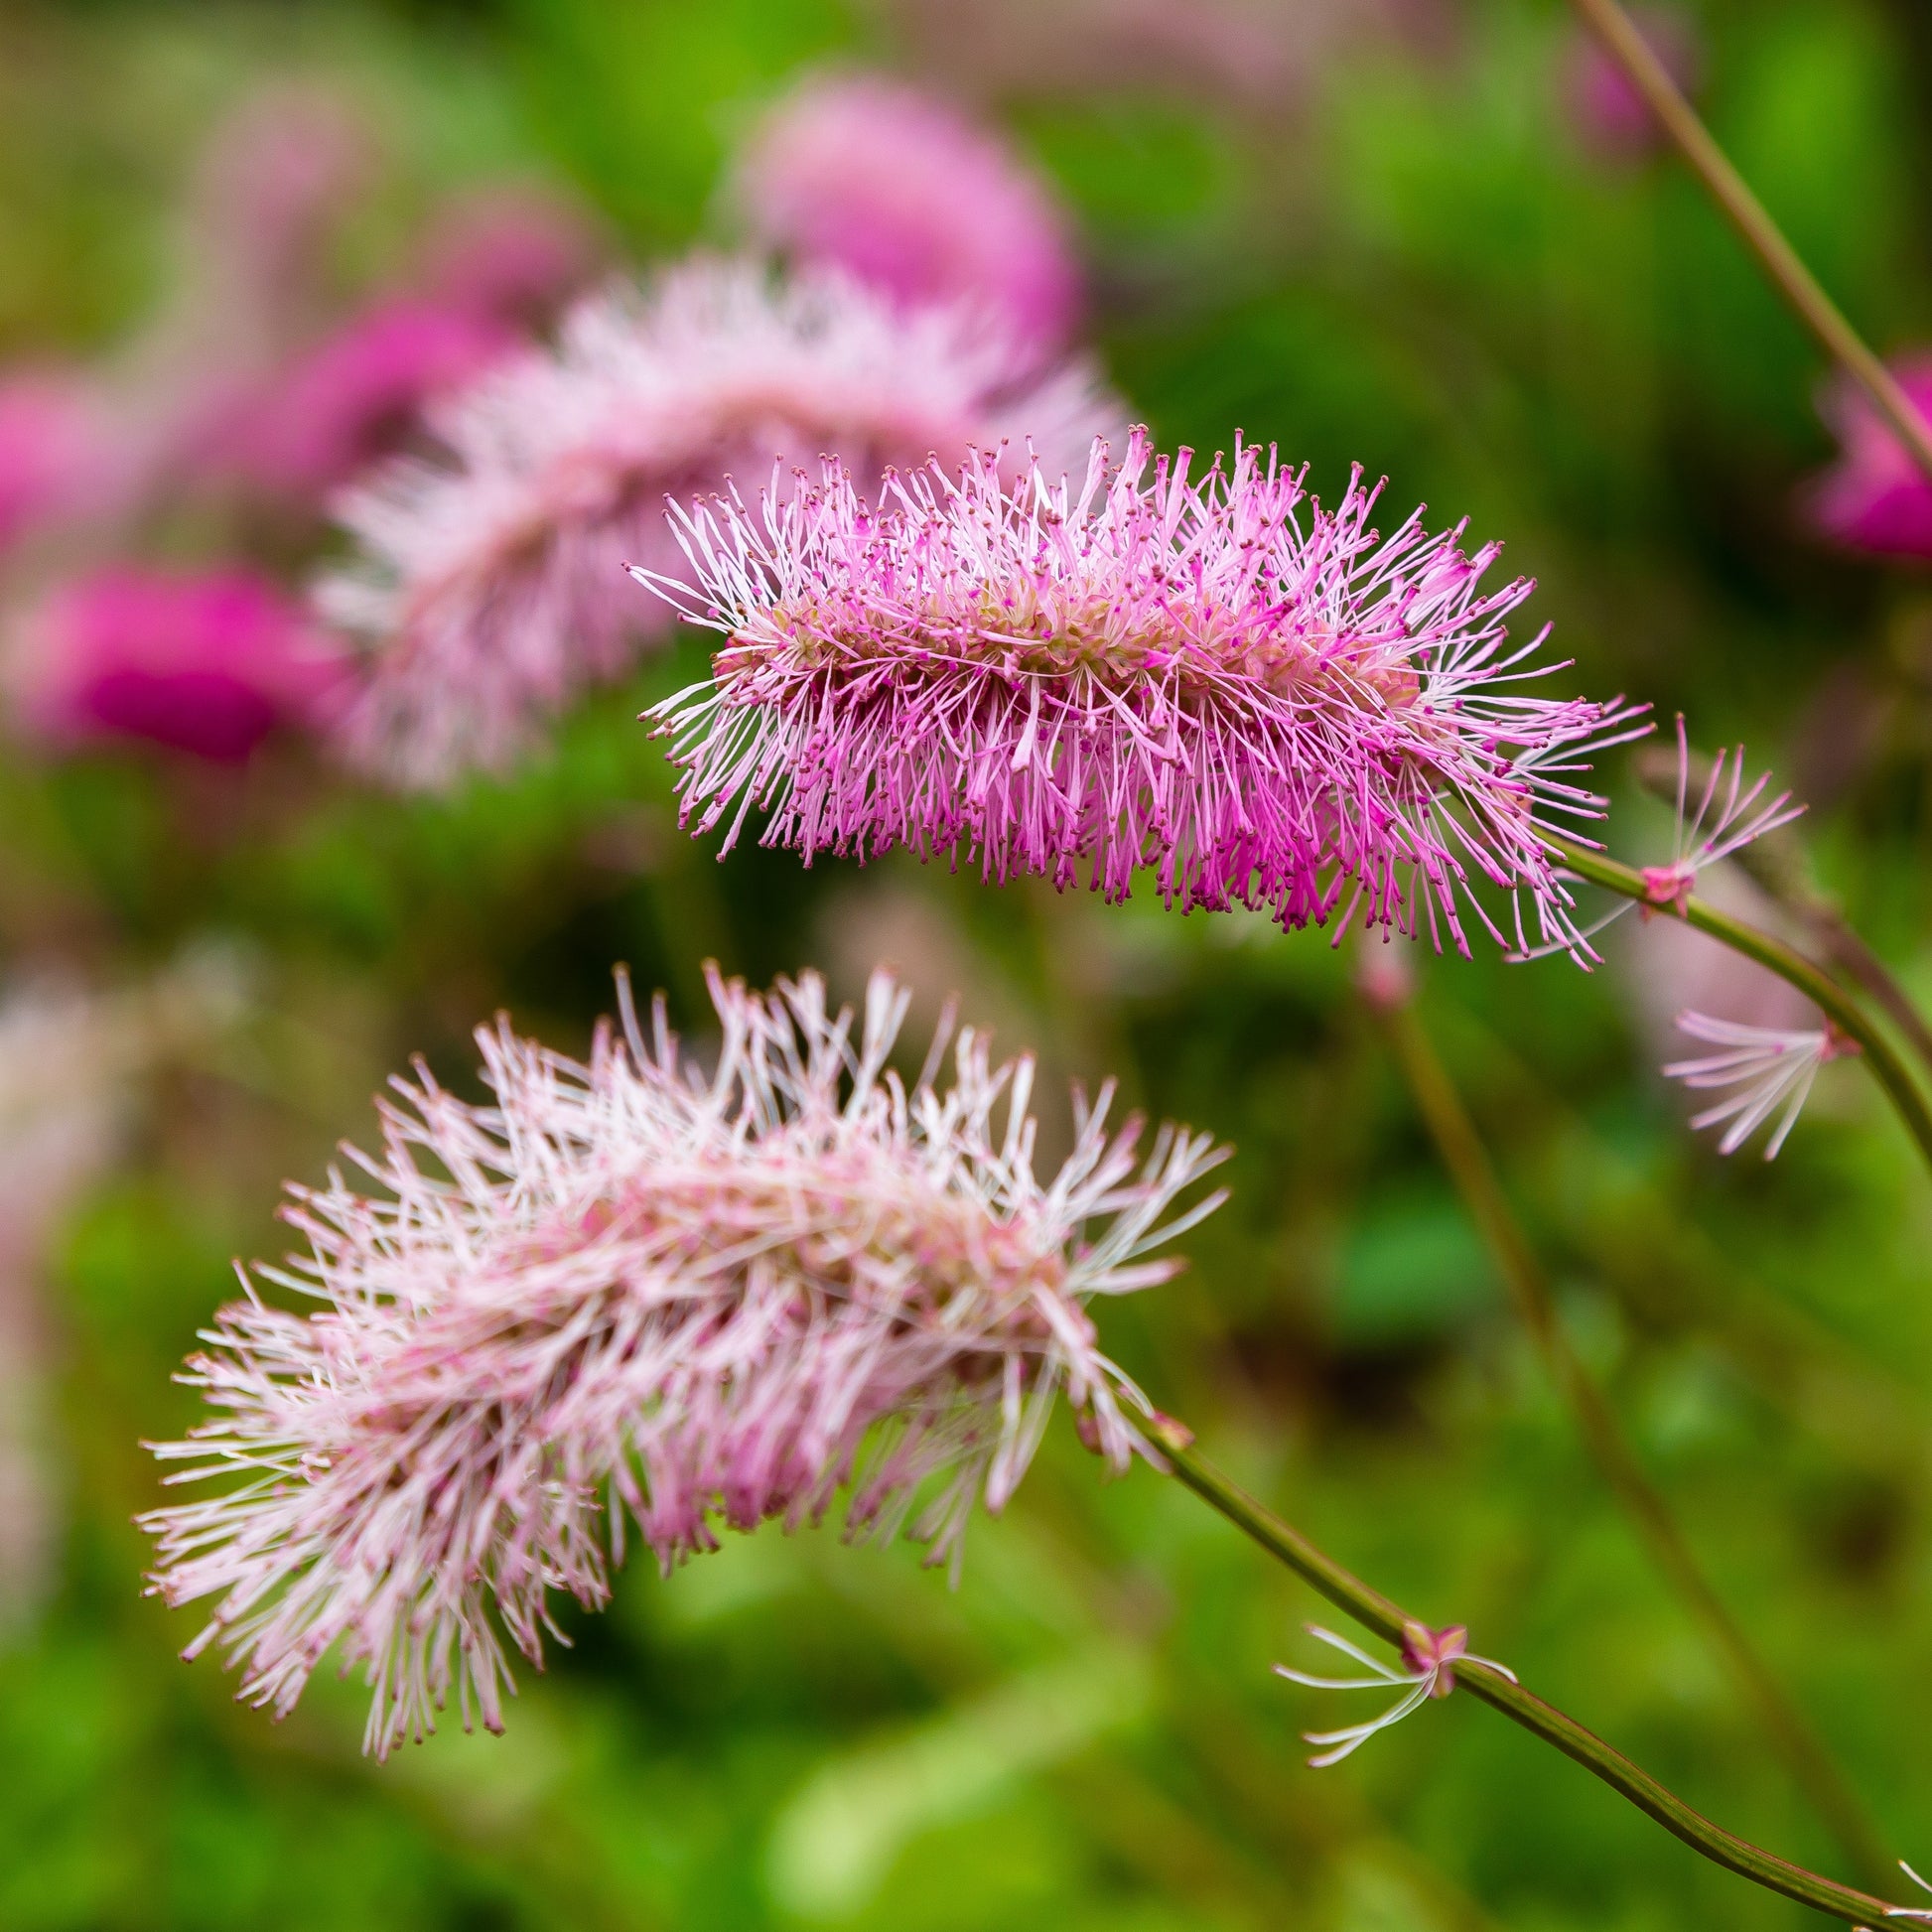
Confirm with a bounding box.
[215,300,522,500]
[177,96,593,507]
[186,82,375,354]
[419,188,599,331]
[1808,356,1932,560]
[737,72,1081,359]
[0,375,127,555]
[0,89,592,540]
[1562,6,1699,159]
[321,256,1119,789]
[9,568,344,761]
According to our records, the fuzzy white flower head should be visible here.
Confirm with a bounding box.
[318,256,1122,789]
[142,964,1225,1758]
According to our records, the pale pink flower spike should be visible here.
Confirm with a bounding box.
[141,965,1226,1758]
[1664,1012,1859,1159]
[639,429,1644,958]
[736,70,1081,359]
[322,257,1116,788]
[1275,1619,1515,1767]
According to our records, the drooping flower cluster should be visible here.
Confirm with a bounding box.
[736,71,1081,359]
[141,965,1224,1757]
[1663,1012,1858,1159]
[640,430,1641,955]
[322,257,1117,788]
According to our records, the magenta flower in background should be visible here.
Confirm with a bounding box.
[220,298,520,500]
[419,188,599,331]
[1808,355,1932,560]
[8,568,344,761]
[0,374,124,553]
[640,430,1640,957]
[141,965,1225,1757]
[1562,6,1699,159]
[321,257,1118,789]
[736,72,1081,360]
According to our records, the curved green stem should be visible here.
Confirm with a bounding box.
[1377,998,1892,1887]
[1148,1418,1901,1924]
[1548,834,1932,1178]
[1569,0,1932,486]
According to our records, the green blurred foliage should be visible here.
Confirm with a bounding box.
[4,0,1932,1928]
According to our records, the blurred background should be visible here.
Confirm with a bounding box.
[4,0,1932,1926]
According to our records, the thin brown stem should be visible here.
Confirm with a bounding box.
[1375,997,1892,1888]
[1148,1419,1903,1924]
[1569,0,1932,485]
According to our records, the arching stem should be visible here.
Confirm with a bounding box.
[1374,994,1892,1887]
[1148,1418,1902,1925]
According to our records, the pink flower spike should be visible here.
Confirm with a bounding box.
[8,568,345,762]
[736,72,1081,360]
[1275,1621,1514,1767]
[140,964,1227,1758]
[1663,1012,1859,1159]
[638,429,1644,959]
[322,257,1118,790]
[1637,714,1805,916]
[1809,355,1932,561]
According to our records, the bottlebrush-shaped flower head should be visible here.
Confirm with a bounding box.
[736,71,1081,358]
[8,567,345,762]
[141,965,1225,1757]
[1809,355,1932,560]
[319,257,1117,790]
[637,431,1641,957]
